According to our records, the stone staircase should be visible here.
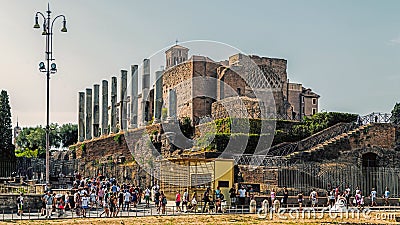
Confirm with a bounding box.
[286,123,373,159]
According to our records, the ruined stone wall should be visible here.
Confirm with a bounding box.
[288,84,302,116]
[217,67,247,99]
[238,165,278,192]
[212,97,263,120]
[163,62,193,120]
[304,123,399,167]
[248,55,288,85]
[71,124,162,181]
[349,123,396,150]
[0,194,42,211]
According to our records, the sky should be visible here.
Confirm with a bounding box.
[1,0,400,127]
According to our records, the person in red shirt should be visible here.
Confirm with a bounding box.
[175,190,181,212]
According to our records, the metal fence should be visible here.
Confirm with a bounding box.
[278,162,400,197]
[0,202,254,221]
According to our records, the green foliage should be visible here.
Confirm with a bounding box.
[204,133,272,154]
[390,102,400,125]
[15,123,78,158]
[80,143,86,155]
[113,133,122,144]
[197,112,358,152]
[59,123,78,147]
[0,90,13,158]
[161,108,168,121]
[208,118,297,135]
[15,148,38,158]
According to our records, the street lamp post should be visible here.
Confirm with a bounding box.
[34,3,67,184]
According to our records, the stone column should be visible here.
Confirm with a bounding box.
[167,89,177,121]
[153,70,163,124]
[141,59,150,126]
[101,80,109,135]
[120,70,128,131]
[93,84,100,137]
[130,65,138,128]
[85,88,92,140]
[111,76,117,133]
[78,92,85,142]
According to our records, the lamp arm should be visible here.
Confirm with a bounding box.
[35,12,46,21]
[49,15,66,61]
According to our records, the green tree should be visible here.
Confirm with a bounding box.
[15,123,62,158]
[59,123,78,147]
[0,90,14,159]
[390,102,400,125]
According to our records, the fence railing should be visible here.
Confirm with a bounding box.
[278,163,400,198]
[3,201,400,221]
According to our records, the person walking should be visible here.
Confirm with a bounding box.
[44,192,54,219]
[344,186,351,208]
[81,193,89,217]
[124,190,131,211]
[144,187,151,208]
[384,187,390,206]
[229,186,237,208]
[191,192,197,212]
[282,187,289,208]
[202,188,210,213]
[270,188,276,203]
[297,192,303,212]
[370,188,377,207]
[309,189,318,209]
[175,190,182,212]
[182,189,189,212]
[161,191,167,214]
[16,193,24,216]
[65,191,71,210]
[238,186,246,207]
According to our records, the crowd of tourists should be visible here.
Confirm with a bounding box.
[14,171,394,218]
[33,172,172,218]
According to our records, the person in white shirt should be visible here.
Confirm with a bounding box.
[17,193,24,216]
[43,192,54,219]
[182,189,189,212]
[144,187,151,208]
[370,188,377,207]
[384,187,390,206]
[81,194,89,217]
[238,186,246,206]
[90,191,97,209]
[123,190,131,211]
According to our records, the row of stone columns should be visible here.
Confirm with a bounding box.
[77,58,179,141]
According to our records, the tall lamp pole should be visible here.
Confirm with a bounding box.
[33,3,67,184]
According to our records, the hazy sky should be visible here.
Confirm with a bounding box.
[1,0,400,127]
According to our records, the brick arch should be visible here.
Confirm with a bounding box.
[358,147,384,158]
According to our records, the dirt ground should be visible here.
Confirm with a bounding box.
[1,213,399,225]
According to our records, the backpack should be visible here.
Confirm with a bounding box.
[220,193,224,200]
[162,197,167,205]
[16,197,20,204]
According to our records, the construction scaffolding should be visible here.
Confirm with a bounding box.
[158,158,234,200]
